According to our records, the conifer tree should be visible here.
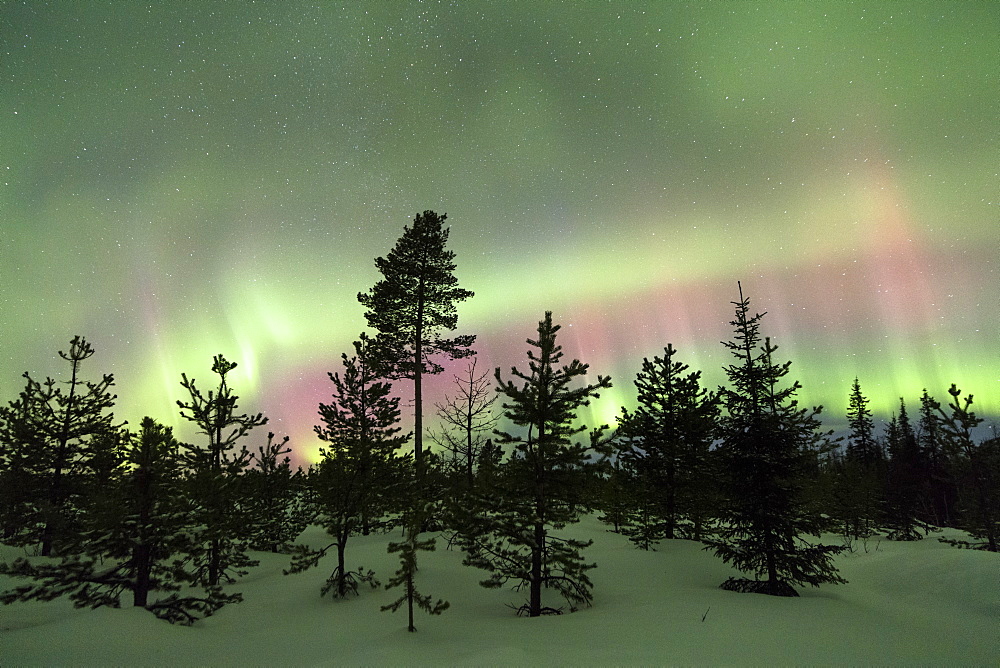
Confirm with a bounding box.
[357,210,476,471]
[705,285,845,596]
[936,385,998,551]
[381,502,449,632]
[81,427,129,508]
[845,378,881,467]
[0,395,33,542]
[240,433,311,553]
[461,312,611,616]
[596,453,633,536]
[476,439,503,482]
[884,398,926,540]
[916,389,954,526]
[833,378,885,541]
[67,425,131,558]
[0,336,121,555]
[177,354,262,586]
[615,344,718,545]
[286,334,410,597]
[0,418,240,625]
[125,418,188,608]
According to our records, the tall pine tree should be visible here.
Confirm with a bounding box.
[357,210,475,471]
[705,285,845,596]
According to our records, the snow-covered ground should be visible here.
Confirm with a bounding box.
[2,515,997,665]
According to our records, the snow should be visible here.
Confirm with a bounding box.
[3,516,997,665]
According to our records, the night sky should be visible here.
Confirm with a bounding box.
[3,1,997,461]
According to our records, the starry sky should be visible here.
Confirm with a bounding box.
[2,1,997,462]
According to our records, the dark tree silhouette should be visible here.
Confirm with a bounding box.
[381,503,449,632]
[357,210,475,472]
[241,433,311,554]
[705,285,845,596]
[884,398,927,540]
[615,344,718,546]
[0,336,121,556]
[0,418,240,625]
[177,354,262,587]
[916,389,954,527]
[461,312,611,616]
[596,453,633,537]
[937,385,998,551]
[430,357,499,491]
[0,394,33,542]
[286,334,409,598]
[846,378,881,467]
[830,378,885,543]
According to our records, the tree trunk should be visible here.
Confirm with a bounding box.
[135,464,153,607]
[530,423,547,617]
[44,361,80,557]
[975,474,997,552]
[209,538,221,586]
[466,409,475,488]
[414,281,425,473]
[529,520,544,617]
[208,423,223,586]
[336,535,347,596]
[134,543,151,607]
[764,528,778,589]
[406,569,416,632]
[414,362,423,472]
[665,458,677,540]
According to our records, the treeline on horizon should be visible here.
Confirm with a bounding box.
[1,211,996,631]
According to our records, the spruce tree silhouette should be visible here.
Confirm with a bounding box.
[884,398,926,540]
[462,312,611,616]
[846,378,880,467]
[916,389,955,527]
[705,284,845,596]
[615,344,719,545]
[831,377,885,542]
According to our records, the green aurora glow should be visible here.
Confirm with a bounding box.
[2,2,997,462]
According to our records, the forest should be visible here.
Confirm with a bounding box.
[1,211,997,633]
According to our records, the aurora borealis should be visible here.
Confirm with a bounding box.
[2,2,997,462]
